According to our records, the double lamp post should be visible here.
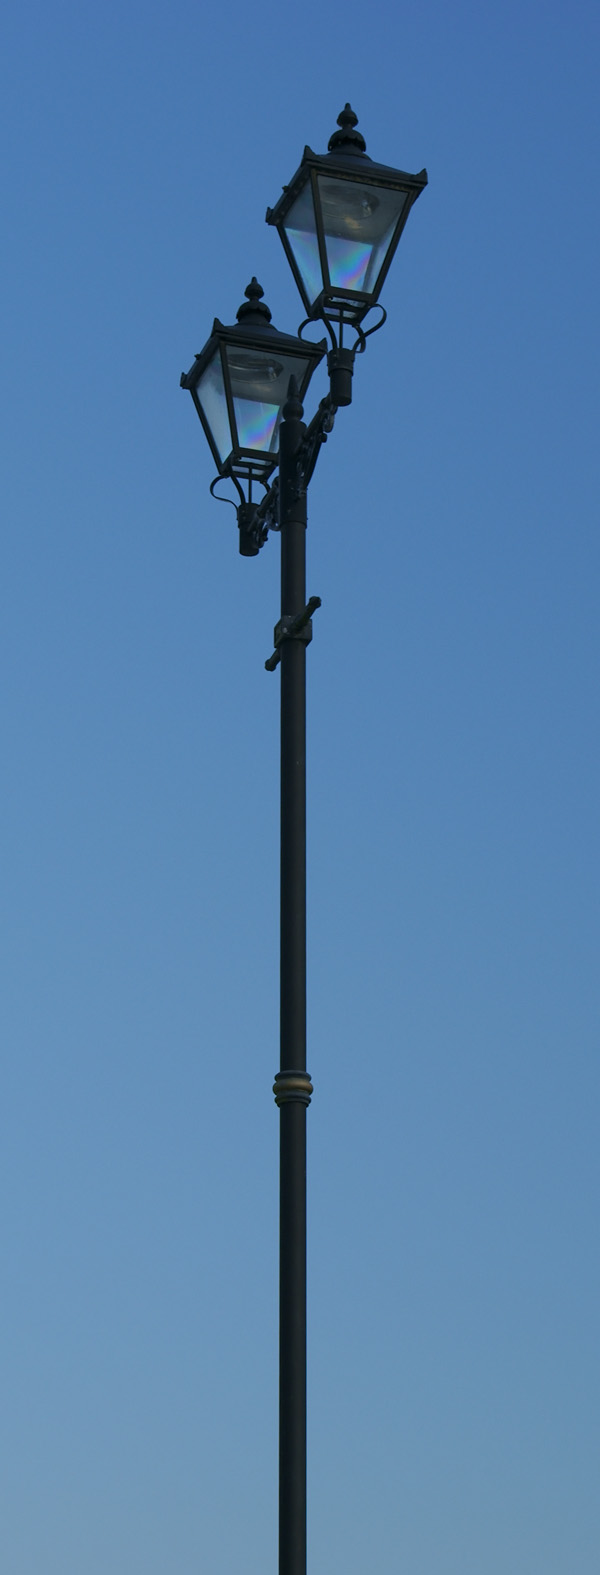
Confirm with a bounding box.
[181,105,427,1575]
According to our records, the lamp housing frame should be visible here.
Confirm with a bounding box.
[266,109,428,329]
[180,281,327,488]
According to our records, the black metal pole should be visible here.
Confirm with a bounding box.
[273,382,313,1575]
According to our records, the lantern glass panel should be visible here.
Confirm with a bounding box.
[316,175,408,295]
[195,350,231,464]
[282,183,322,306]
[225,345,312,455]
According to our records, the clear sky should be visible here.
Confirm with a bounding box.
[1,2,598,1572]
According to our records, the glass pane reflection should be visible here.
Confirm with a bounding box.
[317,176,408,295]
[196,351,231,464]
[225,347,311,454]
[234,398,279,453]
[282,183,322,306]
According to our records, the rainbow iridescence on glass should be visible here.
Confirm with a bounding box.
[318,176,408,298]
[225,345,311,457]
[233,398,279,453]
[325,238,375,292]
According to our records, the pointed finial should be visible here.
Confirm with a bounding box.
[283,375,304,422]
[339,104,358,130]
[328,103,367,154]
[236,277,272,322]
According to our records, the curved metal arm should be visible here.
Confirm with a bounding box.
[352,302,387,355]
[300,299,388,358]
[210,473,246,508]
[298,314,338,353]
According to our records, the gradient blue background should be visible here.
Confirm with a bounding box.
[1,2,598,1571]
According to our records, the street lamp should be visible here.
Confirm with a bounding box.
[180,277,325,554]
[266,102,427,404]
[181,105,426,1575]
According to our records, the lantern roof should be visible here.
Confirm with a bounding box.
[266,104,428,230]
[181,279,326,386]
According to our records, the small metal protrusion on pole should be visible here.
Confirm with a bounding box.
[265,596,322,671]
[265,649,283,673]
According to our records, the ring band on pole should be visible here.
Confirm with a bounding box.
[273,1071,314,1106]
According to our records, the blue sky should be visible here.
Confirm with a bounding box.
[1,2,598,1572]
